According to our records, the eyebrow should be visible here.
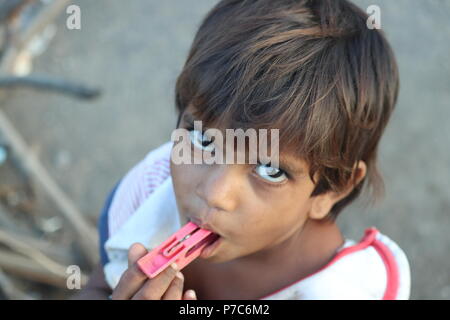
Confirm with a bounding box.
[182,113,195,125]
[258,153,306,177]
[278,158,305,176]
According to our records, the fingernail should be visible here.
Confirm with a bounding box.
[176,272,184,280]
[171,263,178,271]
[187,290,196,299]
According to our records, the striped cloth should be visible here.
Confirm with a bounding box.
[107,144,171,238]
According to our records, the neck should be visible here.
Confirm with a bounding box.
[229,218,345,277]
[189,218,346,299]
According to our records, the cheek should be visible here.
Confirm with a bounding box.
[170,162,199,211]
[228,191,311,247]
[171,162,191,187]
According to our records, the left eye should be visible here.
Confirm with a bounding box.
[255,163,287,183]
[189,129,215,152]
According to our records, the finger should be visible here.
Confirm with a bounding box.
[112,244,148,300]
[183,289,197,300]
[161,271,184,300]
[132,263,179,300]
[128,243,148,267]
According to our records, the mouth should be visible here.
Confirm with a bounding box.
[186,217,220,235]
[186,217,222,258]
[199,233,222,258]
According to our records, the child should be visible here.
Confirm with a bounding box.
[76,0,410,300]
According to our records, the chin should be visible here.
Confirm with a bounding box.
[204,248,248,264]
[200,255,227,263]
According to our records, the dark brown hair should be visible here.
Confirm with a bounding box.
[174,0,399,220]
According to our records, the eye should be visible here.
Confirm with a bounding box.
[254,162,287,183]
[189,129,215,153]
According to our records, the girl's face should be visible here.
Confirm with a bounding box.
[170,109,319,264]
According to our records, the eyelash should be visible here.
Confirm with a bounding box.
[185,124,197,133]
[185,124,212,148]
[254,161,290,187]
[184,123,290,187]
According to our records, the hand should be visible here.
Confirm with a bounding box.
[111,243,197,300]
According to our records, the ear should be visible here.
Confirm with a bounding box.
[308,161,367,220]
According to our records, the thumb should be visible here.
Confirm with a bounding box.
[183,289,197,300]
[128,242,148,267]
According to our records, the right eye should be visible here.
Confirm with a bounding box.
[189,129,215,153]
[254,162,287,183]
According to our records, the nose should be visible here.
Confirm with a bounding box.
[195,164,240,215]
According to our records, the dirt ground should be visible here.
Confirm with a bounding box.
[0,0,449,299]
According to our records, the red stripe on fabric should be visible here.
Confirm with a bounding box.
[148,170,170,178]
[146,171,169,177]
[259,227,379,300]
[372,237,400,300]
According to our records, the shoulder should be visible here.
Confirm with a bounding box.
[308,227,411,300]
[107,141,173,237]
[264,227,411,300]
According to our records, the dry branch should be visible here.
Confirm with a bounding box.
[0,110,98,266]
[0,227,73,264]
[0,249,87,288]
[0,267,34,299]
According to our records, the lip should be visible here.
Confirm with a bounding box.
[199,234,222,259]
[187,216,221,236]
[185,216,223,258]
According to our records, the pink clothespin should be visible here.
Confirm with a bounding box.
[137,222,218,278]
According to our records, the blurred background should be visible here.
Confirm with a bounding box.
[0,0,448,299]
